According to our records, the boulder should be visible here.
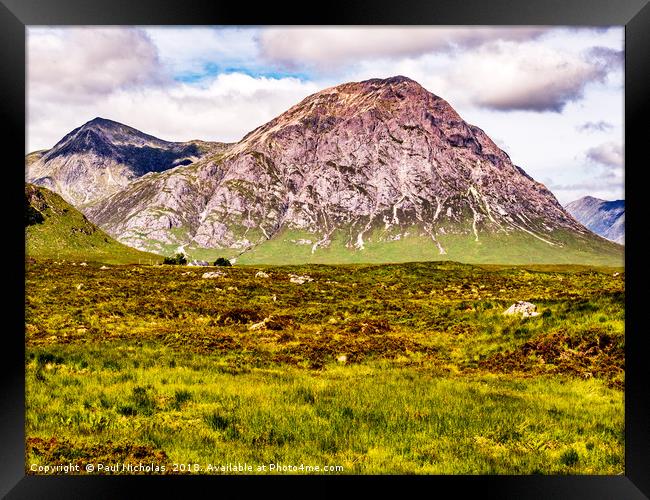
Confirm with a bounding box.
[289,273,314,284]
[202,271,225,279]
[255,271,270,278]
[503,301,540,317]
[189,260,209,267]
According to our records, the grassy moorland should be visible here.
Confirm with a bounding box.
[25,260,624,474]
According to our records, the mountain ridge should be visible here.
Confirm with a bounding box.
[27,117,230,206]
[565,196,624,244]
[26,76,623,266]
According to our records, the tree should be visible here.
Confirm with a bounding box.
[163,253,187,265]
[213,257,232,267]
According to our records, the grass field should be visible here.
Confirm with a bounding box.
[25,259,624,474]
[176,226,624,268]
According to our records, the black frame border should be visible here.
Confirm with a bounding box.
[2,0,648,498]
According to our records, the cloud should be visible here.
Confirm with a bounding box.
[577,121,614,133]
[28,27,166,104]
[27,72,320,151]
[144,27,260,77]
[448,41,612,112]
[548,178,624,204]
[587,47,623,70]
[586,142,623,169]
[258,27,550,68]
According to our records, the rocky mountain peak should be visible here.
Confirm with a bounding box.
[27,118,220,205]
[45,117,170,161]
[236,76,466,156]
[565,196,624,244]
[28,76,623,265]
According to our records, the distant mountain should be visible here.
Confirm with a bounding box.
[26,77,624,266]
[25,183,161,264]
[26,117,229,205]
[565,196,624,244]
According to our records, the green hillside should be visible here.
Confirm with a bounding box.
[25,183,162,265]
[181,227,624,267]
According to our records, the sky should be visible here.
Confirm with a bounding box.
[26,26,624,204]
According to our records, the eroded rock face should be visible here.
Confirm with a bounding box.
[36,77,591,254]
[26,117,228,206]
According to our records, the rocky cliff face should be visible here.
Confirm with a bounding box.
[83,76,593,257]
[26,117,228,205]
[565,196,624,244]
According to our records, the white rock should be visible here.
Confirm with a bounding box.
[289,273,314,284]
[100,265,110,270]
[248,320,267,331]
[337,355,348,364]
[202,271,225,279]
[188,260,209,267]
[255,271,270,278]
[503,301,540,317]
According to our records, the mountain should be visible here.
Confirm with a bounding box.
[565,196,624,244]
[26,117,229,206]
[28,77,624,266]
[25,183,161,264]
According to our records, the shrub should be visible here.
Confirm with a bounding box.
[213,257,232,267]
[37,352,64,366]
[163,253,188,265]
[560,448,580,466]
[205,412,230,431]
[130,386,156,415]
[173,389,192,410]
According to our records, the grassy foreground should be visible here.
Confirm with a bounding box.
[25,260,624,474]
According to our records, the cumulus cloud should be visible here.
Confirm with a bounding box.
[447,41,611,112]
[259,27,550,68]
[28,27,166,104]
[586,142,623,169]
[577,121,614,133]
[27,72,319,151]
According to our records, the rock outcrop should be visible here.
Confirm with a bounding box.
[503,301,540,318]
